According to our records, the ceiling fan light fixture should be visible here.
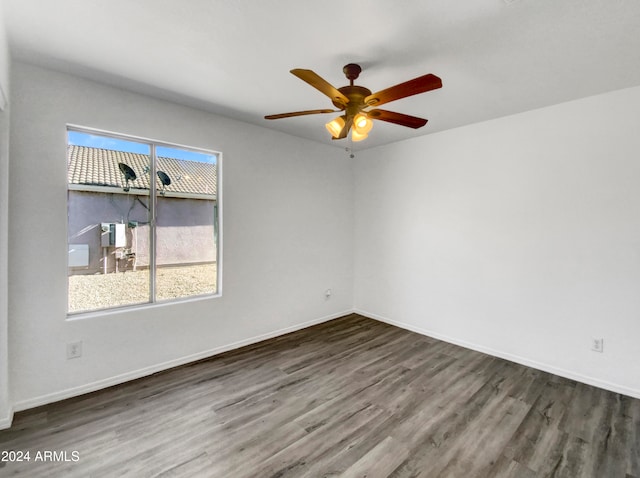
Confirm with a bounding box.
[351,129,368,142]
[325,116,346,138]
[267,64,441,142]
[353,113,373,135]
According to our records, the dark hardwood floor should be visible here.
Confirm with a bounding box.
[1,314,638,477]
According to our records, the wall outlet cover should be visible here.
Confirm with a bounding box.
[67,341,83,359]
[591,338,604,353]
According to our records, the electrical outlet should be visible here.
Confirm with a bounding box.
[591,338,604,353]
[67,341,83,359]
[325,289,332,299]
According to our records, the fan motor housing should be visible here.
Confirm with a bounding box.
[333,85,372,114]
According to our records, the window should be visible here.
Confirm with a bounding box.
[67,127,220,314]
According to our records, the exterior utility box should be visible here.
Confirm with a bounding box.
[68,244,89,267]
[101,223,126,247]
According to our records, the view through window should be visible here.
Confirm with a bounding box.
[67,128,220,314]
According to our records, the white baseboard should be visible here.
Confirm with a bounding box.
[12,309,354,415]
[0,408,13,430]
[355,308,640,400]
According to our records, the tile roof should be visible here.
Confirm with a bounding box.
[67,145,217,197]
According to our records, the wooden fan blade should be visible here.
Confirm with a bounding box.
[364,74,442,107]
[291,69,350,107]
[332,116,353,140]
[367,109,428,129]
[265,109,338,120]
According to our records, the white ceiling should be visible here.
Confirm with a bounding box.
[4,0,640,150]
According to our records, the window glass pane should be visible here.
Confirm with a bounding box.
[67,131,152,313]
[154,146,218,300]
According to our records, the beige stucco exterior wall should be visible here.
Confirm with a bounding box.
[68,190,217,274]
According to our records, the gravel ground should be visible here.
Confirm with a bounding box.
[68,263,217,313]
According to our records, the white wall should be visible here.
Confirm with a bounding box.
[0,0,11,428]
[8,62,354,411]
[354,85,640,398]
[0,0,7,110]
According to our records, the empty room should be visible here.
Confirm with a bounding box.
[1,1,639,477]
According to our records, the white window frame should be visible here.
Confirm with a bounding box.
[66,125,222,317]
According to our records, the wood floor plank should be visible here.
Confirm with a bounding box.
[480,453,538,478]
[339,436,410,478]
[1,314,638,478]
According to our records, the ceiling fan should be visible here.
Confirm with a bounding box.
[265,63,442,142]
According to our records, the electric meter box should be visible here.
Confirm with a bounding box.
[101,223,126,247]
